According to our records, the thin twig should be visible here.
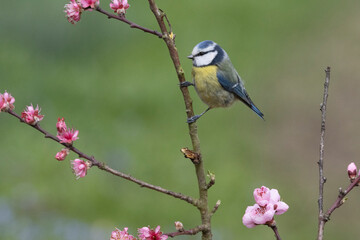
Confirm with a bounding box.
[210,200,221,217]
[165,225,207,238]
[6,109,197,207]
[206,180,215,190]
[94,6,163,38]
[205,170,215,190]
[317,174,360,239]
[324,175,360,219]
[270,225,282,240]
[317,67,331,240]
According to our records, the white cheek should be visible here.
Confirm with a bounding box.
[195,51,218,66]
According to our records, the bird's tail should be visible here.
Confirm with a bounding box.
[237,91,264,120]
[250,103,264,120]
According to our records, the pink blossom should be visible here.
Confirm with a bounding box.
[57,128,79,144]
[56,118,79,144]
[21,104,44,125]
[71,159,89,179]
[347,162,357,180]
[0,94,4,111]
[242,203,276,228]
[110,227,136,240]
[269,189,281,203]
[0,91,15,111]
[110,0,130,14]
[55,148,70,161]
[268,188,288,215]
[253,186,271,207]
[81,0,99,9]
[56,117,67,133]
[243,186,289,228]
[138,226,168,240]
[274,201,289,215]
[64,0,82,24]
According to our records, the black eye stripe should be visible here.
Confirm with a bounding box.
[195,49,216,57]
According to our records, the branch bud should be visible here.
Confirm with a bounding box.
[180,147,200,164]
[347,162,357,180]
[207,170,215,182]
[174,221,184,232]
[55,148,70,161]
[340,197,348,207]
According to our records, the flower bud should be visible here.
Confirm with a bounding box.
[56,118,67,133]
[174,221,184,231]
[347,162,357,180]
[55,148,70,161]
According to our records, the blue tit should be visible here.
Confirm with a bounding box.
[183,40,264,123]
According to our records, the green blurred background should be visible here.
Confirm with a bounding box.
[1,0,360,239]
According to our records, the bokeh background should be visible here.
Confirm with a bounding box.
[1,0,360,239]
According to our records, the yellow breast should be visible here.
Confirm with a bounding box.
[192,66,235,108]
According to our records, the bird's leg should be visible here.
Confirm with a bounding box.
[179,81,194,87]
[187,107,211,123]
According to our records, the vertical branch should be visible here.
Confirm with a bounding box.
[317,66,331,240]
[147,1,212,239]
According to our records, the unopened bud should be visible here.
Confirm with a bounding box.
[340,197,348,206]
[174,221,184,232]
[55,148,70,161]
[207,170,215,182]
[347,162,357,180]
[85,160,93,168]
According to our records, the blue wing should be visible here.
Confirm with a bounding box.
[217,70,264,119]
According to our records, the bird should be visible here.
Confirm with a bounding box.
[182,40,264,123]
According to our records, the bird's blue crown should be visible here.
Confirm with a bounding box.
[191,40,226,67]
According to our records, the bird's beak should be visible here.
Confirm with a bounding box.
[187,54,194,60]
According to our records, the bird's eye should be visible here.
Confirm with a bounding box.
[197,52,206,56]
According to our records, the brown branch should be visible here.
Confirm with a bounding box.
[165,225,207,238]
[147,1,212,239]
[210,200,221,217]
[317,67,331,240]
[6,109,197,207]
[94,6,163,38]
[206,179,215,190]
[325,176,360,217]
[270,225,282,240]
[206,171,215,190]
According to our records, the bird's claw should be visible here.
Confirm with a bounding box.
[187,115,201,123]
[180,81,194,87]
